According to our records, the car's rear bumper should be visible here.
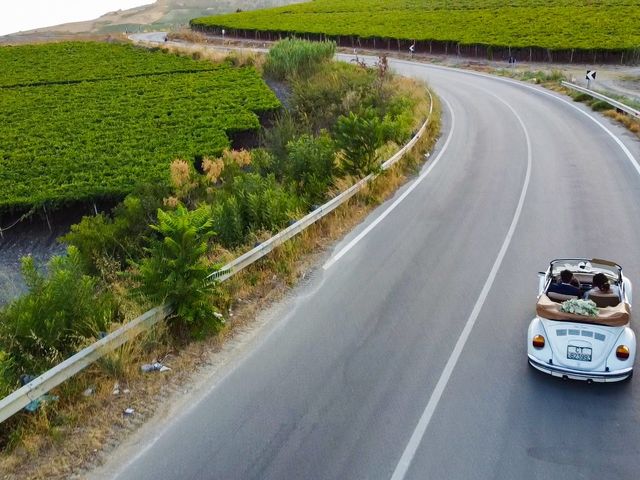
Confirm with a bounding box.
[528,355,632,383]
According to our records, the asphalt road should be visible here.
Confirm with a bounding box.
[94,49,640,479]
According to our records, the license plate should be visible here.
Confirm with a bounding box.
[567,346,592,362]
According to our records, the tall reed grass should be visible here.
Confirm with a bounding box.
[264,38,336,80]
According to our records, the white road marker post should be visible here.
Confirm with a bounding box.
[586,69,596,89]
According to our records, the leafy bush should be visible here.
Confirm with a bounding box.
[0,352,15,398]
[590,100,614,111]
[137,204,219,334]
[250,148,278,178]
[214,196,245,246]
[0,247,114,385]
[260,112,301,176]
[212,174,301,246]
[334,109,385,176]
[572,93,592,102]
[377,90,416,144]
[520,69,566,84]
[62,185,168,272]
[285,133,336,204]
[291,61,377,132]
[264,38,336,80]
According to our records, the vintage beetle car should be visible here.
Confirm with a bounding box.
[528,258,635,382]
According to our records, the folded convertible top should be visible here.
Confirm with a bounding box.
[536,294,630,327]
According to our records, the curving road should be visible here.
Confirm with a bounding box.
[93,45,640,479]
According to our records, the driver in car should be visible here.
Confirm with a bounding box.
[548,269,581,297]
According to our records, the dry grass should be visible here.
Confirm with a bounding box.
[163,43,228,64]
[0,84,439,480]
[603,110,640,138]
[167,30,207,45]
[165,30,265,70]
[160,41,264,70]
[558,88,640,139]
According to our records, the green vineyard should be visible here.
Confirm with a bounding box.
[0,42,218,88]
[0,42,280,212]
[191,0,640,63]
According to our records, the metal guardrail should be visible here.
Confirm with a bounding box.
[0,91,433,425]
[210,91,433,282]
[0,305,171,424]
[561,81,640,120]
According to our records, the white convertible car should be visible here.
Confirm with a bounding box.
[528,258,635,383]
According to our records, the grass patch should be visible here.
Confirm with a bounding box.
[264,38,336,80]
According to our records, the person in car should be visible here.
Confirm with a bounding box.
[548,269,582,297]
[584,272,621,300]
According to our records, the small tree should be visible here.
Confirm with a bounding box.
[334,109,385,176]
[138,204,219,335]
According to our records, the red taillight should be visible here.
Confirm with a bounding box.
[616,345,630,360]
[532,335,545,349]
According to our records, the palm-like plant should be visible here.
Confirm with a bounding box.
[138,204,219,334]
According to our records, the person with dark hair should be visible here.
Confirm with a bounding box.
[585,272,621,300]
[548,269,581,297]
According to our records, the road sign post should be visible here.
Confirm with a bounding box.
[586,70,596,89]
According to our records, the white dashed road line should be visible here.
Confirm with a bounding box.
[389,90,533,480]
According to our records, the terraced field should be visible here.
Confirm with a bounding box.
[0,42,280,212]
[191,0,640,62]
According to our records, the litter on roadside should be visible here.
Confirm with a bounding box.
[82,387,95,397]
[19,374,36,386]
[141,362,171,373]
[112,382,120,395]
[123,407,135,416]
[24,394,58,413]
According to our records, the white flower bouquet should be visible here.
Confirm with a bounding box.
[560,298,599,317]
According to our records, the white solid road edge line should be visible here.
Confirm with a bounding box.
[323,96,456,270]
[389,91,533,480]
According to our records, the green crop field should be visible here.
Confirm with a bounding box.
[192,0,640,53]
[0,42,217,87]
[0,42,280,212]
